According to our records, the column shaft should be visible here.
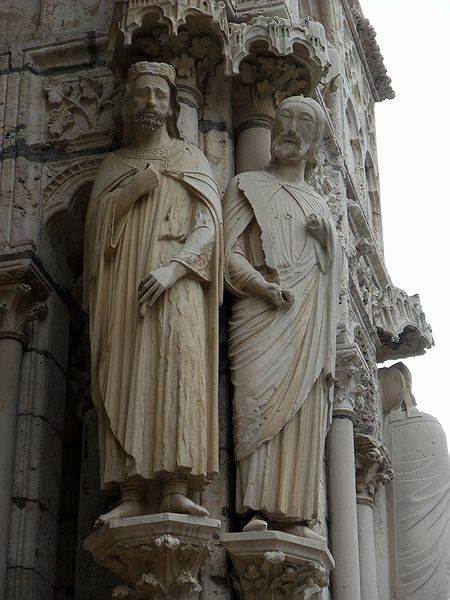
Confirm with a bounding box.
[328,417,361,600]
[357,499,379,600]
[0,337,24,597]
[177,84,202,147]
[236,121,272,173]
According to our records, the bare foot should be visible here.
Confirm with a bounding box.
[112,585,137,600]
[243,515,268,532]
[94,499,144,529]
[160,492,209,517]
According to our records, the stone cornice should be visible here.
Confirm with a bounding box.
[342,0,394,102]
[0,259,49,344]
[354,433,394,502]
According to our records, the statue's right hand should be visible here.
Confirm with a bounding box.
[262,283,295,308]
[130,165,160,197]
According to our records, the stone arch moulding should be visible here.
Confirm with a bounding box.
[42,157,105,226]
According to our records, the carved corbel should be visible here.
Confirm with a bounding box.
[221,531,334,600]
[84,514,220,600]
[354,433,394,504]
[0,259,49,344]
[376,285,433,362]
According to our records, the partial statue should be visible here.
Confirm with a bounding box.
[380,363,450,600]
[223,96,340,535]
[83,61,222,527]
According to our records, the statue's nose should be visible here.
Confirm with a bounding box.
[146,93,156,107]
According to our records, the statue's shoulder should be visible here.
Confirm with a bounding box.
[90,152,123,200]
[227,170,268,189]
[174,141,213,176]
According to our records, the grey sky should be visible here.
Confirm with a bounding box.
[359,0,450,440]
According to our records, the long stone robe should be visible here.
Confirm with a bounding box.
[84,139,222,491]
[387,408,450,600]
[224,171,339,523]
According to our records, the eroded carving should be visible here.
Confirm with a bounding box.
[376,285,433,361]
[43,75,119,141]
[0,260,49,342]
[234,55,310,113]
[334,343,370,419]
[354,433,393,502]
[221,530,333,600]
[84,514,220,600]
[349,4,395,101]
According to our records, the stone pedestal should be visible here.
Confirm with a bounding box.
[84,513,221,600]
[221,530,334,600]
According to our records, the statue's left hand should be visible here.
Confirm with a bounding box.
[306,213,327,246]
[138,262,188,305]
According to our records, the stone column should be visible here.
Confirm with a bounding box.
[177,83,203,147]
[327,344,363,600]
[0,259,49,598]
[235,114,273,173]
[354,434,393,600]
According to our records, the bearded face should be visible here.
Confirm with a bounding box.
[270,101,318,164]
[133,108,167,131]
[130,74,172,133]
[270,130,310,162]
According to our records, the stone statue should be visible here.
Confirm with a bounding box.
[223,96,340,534]
[380,363,450,600]
[83,62,222,527]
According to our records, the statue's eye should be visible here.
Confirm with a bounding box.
[301,114,312,122]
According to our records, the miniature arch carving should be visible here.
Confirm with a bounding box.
[42,157,104,226]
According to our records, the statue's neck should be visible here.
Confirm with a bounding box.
[266,159,306,186]
[130,125,172,150]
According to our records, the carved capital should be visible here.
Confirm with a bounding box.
[354,434,394,503]
[333,343,370,419]
[221,530,334,600]
[84,514,220,600]
[0,260,49,344]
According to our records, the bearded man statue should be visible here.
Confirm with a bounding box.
[223,96,340,535]
[83,61,222,527]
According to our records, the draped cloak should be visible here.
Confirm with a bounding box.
[83,140,222,490]
[224,171,340,522]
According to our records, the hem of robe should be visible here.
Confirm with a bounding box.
[235,375,329,523]
[96,402,217,492]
